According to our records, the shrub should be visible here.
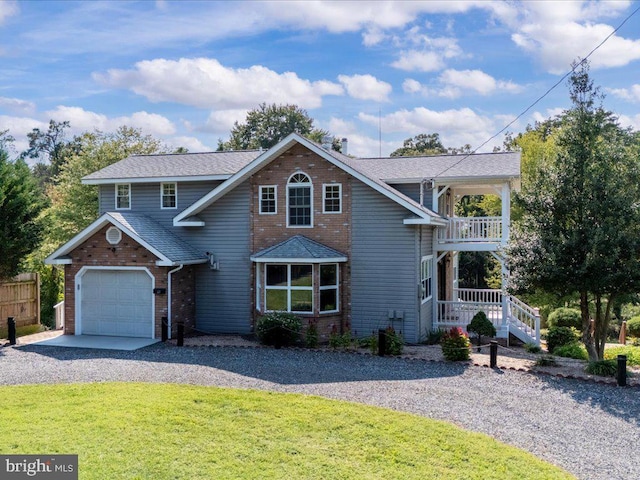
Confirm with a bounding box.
[255,312,302,347]
[441,327,471,361]
[304,319,319,348]
[585,359,618,377]
[632,337,640,347]
[546,326,579,354]
[547,308,582,330]
[329,325,354,350]
[466,311,496,350]
[627,316,640,337]
[383,326,404,355]
[553,342,588,360]
[534,355,558,367]
[604,345,640,367]
[359,334,378,354]
[422,328,445,345]
[524,342,542,354]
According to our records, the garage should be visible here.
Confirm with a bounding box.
[79,269,154,338]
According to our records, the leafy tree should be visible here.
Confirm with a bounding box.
[390,133,472,157]
[218,103,330,151]
[0,149,45,280]
[44,126,164,247]
[507,61,640,360]
[21,120,81,187]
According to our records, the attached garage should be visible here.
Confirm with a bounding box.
[77,268,154,338]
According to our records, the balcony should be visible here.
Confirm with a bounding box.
[437,216,505,250]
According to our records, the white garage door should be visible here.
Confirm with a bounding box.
[80,269,153,338]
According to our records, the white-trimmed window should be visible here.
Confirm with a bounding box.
[287,172,312,227]
[323,184,342,214]
[265,264,313,313]
[115,184,130,210]
[259,185,277,214]
[161,182,177,209]
[320,264,339,313]
[420,255,433,303]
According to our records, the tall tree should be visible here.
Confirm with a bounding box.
[44,126,164,246]
[390,133,472,157]
[0,148,45,280]
[218,103,329,151]
[22,120,81,187]
[507,61,640,360]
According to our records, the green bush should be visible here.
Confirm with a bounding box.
[421,329,445,345]
[329,328,353,350]
[553,342,588,360]
[256,312,302,347]
[383,326,404,355]
[466,311,496,350]
[534,355,558,367]
[524,342,542,354]
[359,335,378,354]
[604,345,640,367]
[585,359,618,377]
[441,327,471,361]
[546,326,579,354]
[627,316,640,337]
[547,308,582,330]
[304,319,319,348]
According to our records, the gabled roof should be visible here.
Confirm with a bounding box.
[344,152,520,184]
[82,150,262,185]
[174,133,447,227]
[250,235,348,263]
[45,212,207,267]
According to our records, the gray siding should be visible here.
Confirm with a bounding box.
[388,183,433,210]
[418,225,434,341]
[351,181,421,343]
[98,181,222,226]
[183,181,251,334]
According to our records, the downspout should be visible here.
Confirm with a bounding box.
[167,264,184,340]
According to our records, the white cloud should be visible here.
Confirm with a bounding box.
[0,0,18,25]
[94,58,344,110]
[203,109,249,133]
[618,113,640,131]
[0,115,47,155]
[494,2,640,74]
[531,107,566,124]
[391,50,446,72]
[337,74,391,102]
[325,116,395,157]
[358,107,499,152]
[165,136,213,153]
[46,106,176,136]
[402,78,422,94]
[607,84,640,102]
[0,97,36,115]
[403,70,522,99]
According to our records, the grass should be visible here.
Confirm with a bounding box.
[604,345,640,367]
[0,323,44,340]
[0,383,573,480]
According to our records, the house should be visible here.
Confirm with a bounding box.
[46,133,539,345]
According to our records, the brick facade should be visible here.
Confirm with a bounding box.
[250,144,352,339]
[63,225,195,338]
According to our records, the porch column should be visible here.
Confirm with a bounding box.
[501,182,510,244]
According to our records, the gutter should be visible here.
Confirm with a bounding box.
[167,264,184,340]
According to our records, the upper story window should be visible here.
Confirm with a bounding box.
[420,255,433,303]
[259,185,277,214]
[161,182,177,209]
[115,184,130,210]
[323,184,342,214]
[287,172,312,227]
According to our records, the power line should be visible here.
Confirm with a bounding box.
[433,3,640,179]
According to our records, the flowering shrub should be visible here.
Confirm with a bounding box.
[441,327,471,361]
[256,312,302,347]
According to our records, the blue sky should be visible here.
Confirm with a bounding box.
[1,0,639,159]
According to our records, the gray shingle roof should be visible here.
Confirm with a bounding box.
[107,212,206,264]
[250,235,348,262]
[343,152,520,182]
[83,150,262,183]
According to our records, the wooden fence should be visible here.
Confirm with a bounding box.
[0,273,40,328]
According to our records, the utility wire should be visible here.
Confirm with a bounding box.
[432,3,640,180]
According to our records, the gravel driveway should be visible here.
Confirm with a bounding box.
[1,343,639,480]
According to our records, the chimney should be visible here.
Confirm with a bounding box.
[341,138,348,155]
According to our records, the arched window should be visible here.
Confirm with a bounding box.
[287,172,312,227]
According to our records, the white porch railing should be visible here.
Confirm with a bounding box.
[54,301,64,329]
[438,216,503,243]
[436,288,540,345]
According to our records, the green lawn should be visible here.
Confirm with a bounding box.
[0,383,573,479]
